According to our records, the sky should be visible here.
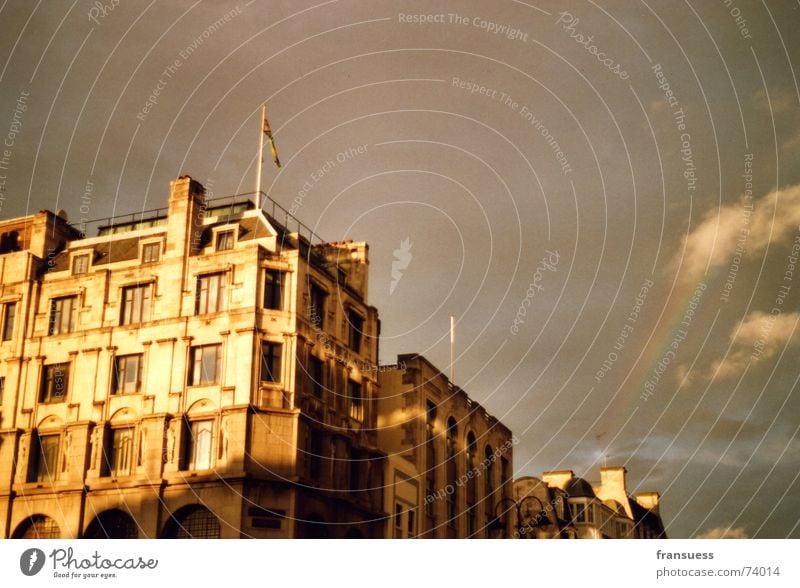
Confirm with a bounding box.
[1,0,799,539]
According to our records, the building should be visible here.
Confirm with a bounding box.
[511,466,666,539]
[0,175,386,538]
[377,354,514,538]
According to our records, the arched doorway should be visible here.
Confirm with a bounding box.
[84,509,138,539]
[12,515,61,539]
[162,505,221,539]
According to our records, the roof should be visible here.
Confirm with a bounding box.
[566,477,597,499]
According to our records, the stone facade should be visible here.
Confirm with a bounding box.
[377,354,514,538]
[0,176,385,538]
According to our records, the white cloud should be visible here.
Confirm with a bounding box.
[674,184,800,282]
[708,311,799,380]
[695,526,749,539]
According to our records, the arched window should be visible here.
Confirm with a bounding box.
[425,402,437,525]
[466,432,477,536]
[484,444,495,523]
[12,515,61,539]
[162,505,221,539]
[84,509,138,539]
[446,417,458,530]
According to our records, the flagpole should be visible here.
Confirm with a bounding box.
[450,316,455,383]
[255,103,265,203]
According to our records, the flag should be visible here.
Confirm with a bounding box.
[263,114,281,168]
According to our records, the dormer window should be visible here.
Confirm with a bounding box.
[142,242,160,263]
[216,230,234,252]
[72,254,89,275]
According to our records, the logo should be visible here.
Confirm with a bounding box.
[390,237,413,294]
[20,548,46,576]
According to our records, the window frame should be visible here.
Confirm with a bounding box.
[71,253,90,275]
[48,295,78,335]
[103,426,135,478]
[347,379,363,422]
[215,230,235,252]
[308,355,324,398]
[112,353,144,395]
[195,272,228,315]
[141,242,160,264]
[260,342,283,384]
[28,432,60,483]
[184,418,214,471]
[40,362,69,404]
[2,301,16,341]
[263,269,284,311]
[120,283,152,326]
[308,283,327,328]
[188,344,223,387]
[347,308,364,353]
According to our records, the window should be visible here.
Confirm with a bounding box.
[142,242,160,263]
[216,230,234,251]
[347,310,363,352]
[49,296,77,335]
[347,380,363,421]
[165,505,221,539]
[260,342,282,383]
[425,402,437,519]
[28,433,59,483]
[309,284,326,328]
[573,503,586,523]
[112,354,143,394]
[14,515,60,539]
[120,284,151,326]
[189,345,222,386]
[407,509,416,537]
[104,428,134,477]
[394,504,403,538]
[186,420,213,470]
[2,302,15,341]
[40,363,69,403]
[195,273,227,315]
[309,355,324,397]
[263,270,284,310]
[72,254,89,275]
[446,418,458,526]
[484,445,495,512]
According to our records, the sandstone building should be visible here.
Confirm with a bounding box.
[0,176,385,538]
[378,354,514,538]
[512,466,667,539]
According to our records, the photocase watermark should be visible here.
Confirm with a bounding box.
[555,12,629,80]
[722,0,753,40]
[652,63,696,197]
[288,144,368,216]
[20,548,46,576]
[87,0,120,25]
[0,89,30,213]
[720,153,754,303]
[510,250,560,334]
[390,237,413,294]
[423,437,518,505]
[595,278,653,383]
[398,12,528,42]
[454,77,573,175]
[136,6,244,121]
[641,281,706,401]
[751,226,800,360]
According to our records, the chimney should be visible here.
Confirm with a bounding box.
[166,175,206,258]
[541,470,574,491]
[635,491,661,514]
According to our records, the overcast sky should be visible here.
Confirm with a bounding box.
[1,0,799,538]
